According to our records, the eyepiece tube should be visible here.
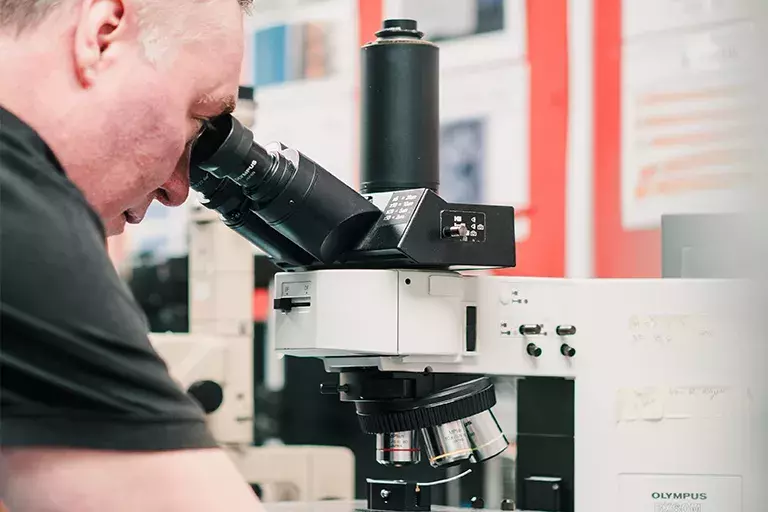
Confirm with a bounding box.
[190,114,382,264]
[189,165,317,268]
[190,115,273,188]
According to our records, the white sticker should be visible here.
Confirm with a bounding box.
[619,474,742,512]
[616,386,742,423]
[280,281,311,298]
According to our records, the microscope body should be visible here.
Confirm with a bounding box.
[270,271,753,512]
[270,270,576,377]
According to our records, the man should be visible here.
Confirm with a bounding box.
[0,0,265,510]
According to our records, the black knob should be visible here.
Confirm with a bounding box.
[561,344,576,357]
[556,324,577,336]
[320,383,350,394]
[377,18,424,38]
[320,382,336,394]
[500,499,516,510]
[187,380,224,414]
[526,343,542,357]
[519,324,542,335]
[470,496,485,508]
[384,18,417,31]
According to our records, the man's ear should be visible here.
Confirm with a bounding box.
[73,0,129,87]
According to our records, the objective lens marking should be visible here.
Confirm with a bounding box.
[427,433,507,464]
[428,448,473,463]
[470,433,507,451]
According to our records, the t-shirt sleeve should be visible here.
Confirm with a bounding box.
[0,131,217,451]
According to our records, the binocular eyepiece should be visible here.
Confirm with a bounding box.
[189,114,381,267]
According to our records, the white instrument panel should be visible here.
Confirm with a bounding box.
[270,272,762,512]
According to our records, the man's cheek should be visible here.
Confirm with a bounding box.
[140,132,187,190]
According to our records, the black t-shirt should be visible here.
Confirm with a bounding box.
[0,105,217,450]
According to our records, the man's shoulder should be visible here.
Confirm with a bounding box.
[0,105,106,238]
[0,105,66,175]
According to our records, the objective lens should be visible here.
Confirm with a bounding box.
[418,408,508,468]
[463,409,509,463]
[420,420,473,468]
[376,431,421,467]
[190,114,381,264]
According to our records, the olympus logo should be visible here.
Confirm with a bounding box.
[651,492,708,500]
[234,160,258,183]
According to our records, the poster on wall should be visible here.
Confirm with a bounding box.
[440,118,485,204]
[622,0,747,39]
[594,0,756,277]
[620,20,755,231]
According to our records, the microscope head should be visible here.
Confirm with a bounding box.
[188,110,516,271]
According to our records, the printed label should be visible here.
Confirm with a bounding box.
[619,474,741,512]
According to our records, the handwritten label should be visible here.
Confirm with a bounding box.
[627,314,717,345]
[617,386,738,423]
[617,388,666,422]
[666,386,735,419]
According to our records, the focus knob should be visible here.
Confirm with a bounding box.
[188,380,224,414]
[526,343,542,358]
[320,383,350,395]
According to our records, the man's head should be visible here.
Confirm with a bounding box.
[0,0,250,235]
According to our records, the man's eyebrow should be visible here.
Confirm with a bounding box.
[197,94,237,117]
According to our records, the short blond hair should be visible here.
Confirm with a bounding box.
[0,0,252,40]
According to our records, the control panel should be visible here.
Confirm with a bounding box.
[440,210,487,243]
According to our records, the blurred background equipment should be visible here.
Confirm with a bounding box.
[148,196,356,502]
[660,213,748,278]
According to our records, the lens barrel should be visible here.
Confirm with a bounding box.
[190,114,381,264]
[189,165,316,267]
[376,431,421,467]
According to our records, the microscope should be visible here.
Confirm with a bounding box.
[186,18,758,512]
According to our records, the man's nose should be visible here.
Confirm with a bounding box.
[156,159,190,207]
